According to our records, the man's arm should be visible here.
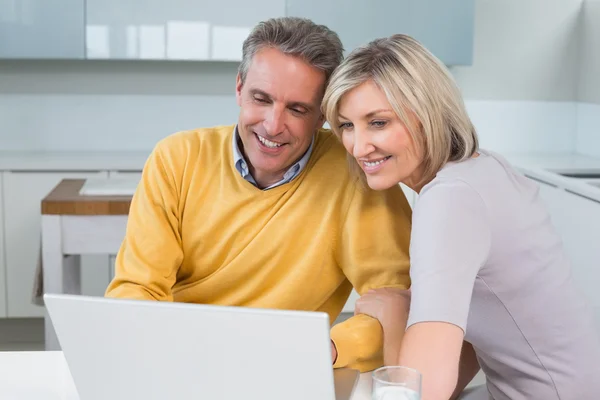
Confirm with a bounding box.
[105,135,184,301]
[332,182,412,372]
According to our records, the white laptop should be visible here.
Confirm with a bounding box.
[44,294,360,400]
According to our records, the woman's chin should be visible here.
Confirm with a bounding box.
[366,176,398,191]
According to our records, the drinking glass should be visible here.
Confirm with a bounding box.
[372,366,422,400]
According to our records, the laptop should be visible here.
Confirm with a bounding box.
[44,294,360,400]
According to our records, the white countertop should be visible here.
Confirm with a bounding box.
[0,151,150,171]
[0,351,374,400]
[0,150,599,201]
[504,152,600,202]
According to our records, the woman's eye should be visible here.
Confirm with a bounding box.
[338,122,353,130]
[371,120,387,128]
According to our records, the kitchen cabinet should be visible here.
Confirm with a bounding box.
[3,171,112,318]
[0,0,85,59]
[286,0,475,65]
[0,174,6,317]
[85,0,285,60]
[527,176,600,330]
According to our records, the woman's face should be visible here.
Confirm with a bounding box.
[337,80,424,191]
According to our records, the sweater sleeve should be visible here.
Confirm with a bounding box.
[105,135,184,301]
[331,182,412,372]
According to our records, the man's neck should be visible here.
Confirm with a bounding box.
[249,167,285,189]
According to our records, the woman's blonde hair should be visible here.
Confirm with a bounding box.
[322,34,478,186]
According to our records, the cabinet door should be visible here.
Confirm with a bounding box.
[85,0,285,60]
[530,177,600,330]
[0,0,84,59]
[3,171,110,318]
[286,0,474,65]
[0,173,6,317]
[552,190,600,330]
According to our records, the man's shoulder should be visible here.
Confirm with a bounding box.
[152,124,235,159]
[312,128,349,164]
[157,124,235,149]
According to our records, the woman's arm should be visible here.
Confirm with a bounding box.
[399,322,465,400]
[356,181,491,399]
[451,341,480,399]
[356,289,481,399]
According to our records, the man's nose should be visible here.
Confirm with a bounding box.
[264,105,285,136]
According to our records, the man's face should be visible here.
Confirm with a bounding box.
[236,48,326,188]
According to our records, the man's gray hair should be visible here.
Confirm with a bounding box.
[239,17,344,85]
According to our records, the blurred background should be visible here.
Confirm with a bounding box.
[0,0,598,367]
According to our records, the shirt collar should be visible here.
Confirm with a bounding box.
[232,125,314,189]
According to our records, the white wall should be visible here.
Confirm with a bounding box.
[0,0,587,154]
[578,0,600,104]
[576,0,600,157]
[451,0,582,102]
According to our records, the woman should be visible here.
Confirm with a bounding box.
[322,34,600,400]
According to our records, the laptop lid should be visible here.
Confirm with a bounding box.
[44,294,357,400]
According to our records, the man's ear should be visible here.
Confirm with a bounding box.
[316,113,326,130]
[235,73,243,107]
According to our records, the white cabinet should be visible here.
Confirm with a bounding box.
[85,0,285,60]
[286,0,475,65]
[0,0,85,59]
[2,171,111,318]
[528,176,600,330]
[0,173,6,317]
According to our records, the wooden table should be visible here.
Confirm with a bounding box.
[41,179,132,350]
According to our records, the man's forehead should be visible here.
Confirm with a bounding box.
[245,50,326,104]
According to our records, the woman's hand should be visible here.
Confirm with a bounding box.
[354,287,411,328]
[355,288,412,365]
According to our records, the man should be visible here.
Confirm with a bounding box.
[105,17,412,373]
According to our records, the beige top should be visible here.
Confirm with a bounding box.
[407,150,600,400]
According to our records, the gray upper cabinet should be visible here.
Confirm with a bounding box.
[286,0,475,66]
[0,0,84,59]
[85,0,285,61]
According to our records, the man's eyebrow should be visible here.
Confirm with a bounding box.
[249,89,314,111]
[249,88,272,98]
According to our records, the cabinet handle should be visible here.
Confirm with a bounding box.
[565,189,600,205]
[524,174,558,188]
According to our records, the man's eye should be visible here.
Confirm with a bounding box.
[254,97,268,103]
[291,108,306,114]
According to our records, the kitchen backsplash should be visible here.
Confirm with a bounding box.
[0,94,582,155]
[576,102,600,158]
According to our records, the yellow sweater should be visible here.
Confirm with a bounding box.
[105,125,412,372]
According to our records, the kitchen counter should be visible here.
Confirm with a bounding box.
[1,149,599,202]
[0,151,150,171]
[504,152,600,203]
